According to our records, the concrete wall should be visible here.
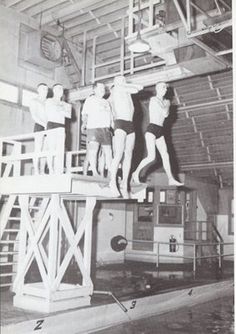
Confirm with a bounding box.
[185,175,218,214]
[0,5,80,149]
[0,5,71,89]
[95,202,127,265]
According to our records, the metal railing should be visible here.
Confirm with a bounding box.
[156,240,233,272]
[126,238,233,273]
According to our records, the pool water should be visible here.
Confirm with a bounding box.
[93,296,234,334]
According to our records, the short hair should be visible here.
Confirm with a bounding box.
[37,83,48,88]
[155,81,166,87]
[92,82,104,90]
[52,83,63,89]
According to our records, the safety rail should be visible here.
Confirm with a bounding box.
[156,241,233,272]
[66,149,86,174]
[0,128,65,177]
[125,238,233,273]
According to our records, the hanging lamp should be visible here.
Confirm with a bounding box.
[128,0,150,53]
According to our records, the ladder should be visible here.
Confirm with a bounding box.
[0,195,47,288]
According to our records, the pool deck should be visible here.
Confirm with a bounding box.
[1,261,234,334]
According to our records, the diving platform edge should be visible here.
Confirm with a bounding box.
[0,174,147,200]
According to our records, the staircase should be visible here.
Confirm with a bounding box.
[0,195,47,289]
[62,38,82,89]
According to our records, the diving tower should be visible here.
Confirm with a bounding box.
[0,128,146,313]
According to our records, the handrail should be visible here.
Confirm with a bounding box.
[212,223,224,242]
[0,128,65,177]
[126,238,233,272]
[156,240,233,272]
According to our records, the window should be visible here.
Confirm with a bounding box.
[228,198,234,235]
[22,89,37,107]
[0,81,18,103]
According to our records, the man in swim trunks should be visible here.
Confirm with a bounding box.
[45,83,72,173]
[29,83,48,174]
[132,81,183,186]
[81,82,113,177]
[109,76,143,198]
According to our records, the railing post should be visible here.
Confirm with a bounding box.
[156,242,159,268]
[81,31,87,86]
[0,140,2,177]
[128,0,133,35]
[120,17,125,76]
[193,243,197,273]
[218,242,223,269]
[92,36,97,84]
[149,0,153,28]
[55,129,65,174]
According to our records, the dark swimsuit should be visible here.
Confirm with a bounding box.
[146,123,163,139]
[47,122,65,129]
[114,119,134,135]
[34,123,44,132]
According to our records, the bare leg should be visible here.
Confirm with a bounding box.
[98,147,105,176]
[46,132,56,174]
[87,141,100,177]
[132,132,156,184]
[109,129,126,196]
[102,145,112,177]
[155,137,183,186]
[120,133,135,198]
[83,154,90,175]
[33,134,44,175]
[39,135,46,174]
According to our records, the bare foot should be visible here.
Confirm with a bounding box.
[120,187,129,199]
[168,178,184,187]
[109,182,121,197]
[131,172,141,184]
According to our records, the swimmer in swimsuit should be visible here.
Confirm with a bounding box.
[45,83,72,173]
[29,83,48,175]
[109,76,143,198]
[81,82,113,177]
[132,82,183,187]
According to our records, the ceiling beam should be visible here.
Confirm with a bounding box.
[40,0,101,25]
[41,0,117,26]
[4,0,24,7]
[23,0,68,17]
[68,20,122,39]
[13,0,47,12]
[59,0,127,29]
[64,7,127,37]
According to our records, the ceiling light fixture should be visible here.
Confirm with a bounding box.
[128,0,150,53]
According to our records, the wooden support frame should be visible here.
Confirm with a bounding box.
[13,194,97,313]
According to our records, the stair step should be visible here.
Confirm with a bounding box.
[0,240,18,244]
[0,262,17,266]
[3,229,19,233]
[0,251,18,255]
[0,283,12,287]
[8,217,20,221]
[12,205,40,210]
[0,272,15,277]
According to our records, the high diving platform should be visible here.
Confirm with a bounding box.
[0,128,146,313]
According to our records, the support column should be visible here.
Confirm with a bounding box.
[13,194,97,313]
